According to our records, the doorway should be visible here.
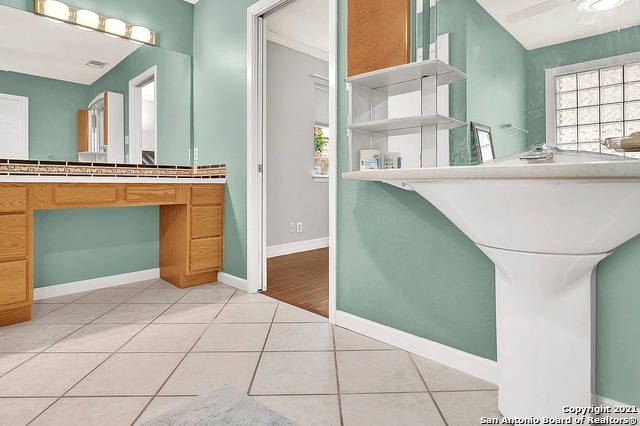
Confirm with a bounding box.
[262,0,330,317]
[128,66,157,165]
[247,0,337,321]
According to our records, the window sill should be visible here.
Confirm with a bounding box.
[312,175,329,183]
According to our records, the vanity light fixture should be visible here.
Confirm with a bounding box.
[577,0,631,12]
[34,0,156,46]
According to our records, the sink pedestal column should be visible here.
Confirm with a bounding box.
[478,244,610,418]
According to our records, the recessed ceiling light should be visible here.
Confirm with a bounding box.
[577,0,632,13]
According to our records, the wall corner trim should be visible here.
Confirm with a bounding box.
[335,310,498,384]
[217,272,251,293]
[33,269,160,300]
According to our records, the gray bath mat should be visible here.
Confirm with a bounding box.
[140,385,295,426]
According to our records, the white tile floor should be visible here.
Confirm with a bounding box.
[0,279,501,425]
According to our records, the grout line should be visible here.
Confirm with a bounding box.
[246,301,279,396]
[128,286,239,425]
[332,324,345,426]
[22,283,161,426]
[408,353,450,426]
[2,279,501,425]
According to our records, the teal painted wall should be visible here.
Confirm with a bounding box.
[0,0,193,287]
[89,46,192,166]
[336,0,496,360]
[596,238,640,406]
[33,207,158,286]
[192,0,255,279]
[437,0,469,164]
[466,0,528,159]
[0,71,88,161]
[439,0,528,164]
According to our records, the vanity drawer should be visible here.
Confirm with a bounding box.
[191,185,223,206]
[54,186,117,205]
[126,185,177,203]
[191,206,223,239]
[0,214,27,261]
[0,187,28,212]
[0,260,28,306]
[190,237,222,272]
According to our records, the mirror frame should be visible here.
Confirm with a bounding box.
[471,121,495,164]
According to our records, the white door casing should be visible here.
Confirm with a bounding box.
[129,66,157,165]
[0,93,28,159]
[247,0,338,322]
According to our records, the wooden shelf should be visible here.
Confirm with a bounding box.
[345,59,467,89]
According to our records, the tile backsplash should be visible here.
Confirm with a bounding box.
[0,159,225,179]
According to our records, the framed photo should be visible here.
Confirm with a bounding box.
[471,122,495,164]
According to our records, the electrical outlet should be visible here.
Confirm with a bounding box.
[297,222,303,233]
[289,222,295,233]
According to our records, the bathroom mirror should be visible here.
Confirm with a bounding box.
[433,0,640,165]
[0,4,192,165]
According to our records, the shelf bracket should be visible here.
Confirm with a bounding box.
[382,180,413,191]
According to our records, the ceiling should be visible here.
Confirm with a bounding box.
[476,0,640,50]
[0,5,139,85]
[8,0,632,85]
[0,0,326,86]
[265,0,329,60]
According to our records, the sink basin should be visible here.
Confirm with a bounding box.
[417,151,640,255]
[343,150,640,418]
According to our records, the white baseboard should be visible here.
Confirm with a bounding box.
[217,272,251,293]
[33,269,160,300]
[266,237,329,258]
[335,311,640,409]
[594,395,640,419]
[335,310,498,384]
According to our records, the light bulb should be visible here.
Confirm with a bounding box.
[42,0,69,22]
[75,9,99,30]
[130,26,152,44]
[104,18,126,37]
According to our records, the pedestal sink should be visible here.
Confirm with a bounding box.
[343,150,640,418]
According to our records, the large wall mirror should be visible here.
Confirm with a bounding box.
[0,4,192,165]
[421,0,640,165]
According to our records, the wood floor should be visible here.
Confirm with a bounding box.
[263,248,329,318]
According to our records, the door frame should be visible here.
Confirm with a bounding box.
[0,93,29,159]
[247,0,338,322]
[128,66,157,164]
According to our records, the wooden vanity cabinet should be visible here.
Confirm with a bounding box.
[160,184,224,288]
[0,182,224,327]
[0,185,31,326]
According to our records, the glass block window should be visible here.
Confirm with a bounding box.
[555,61,640,158]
